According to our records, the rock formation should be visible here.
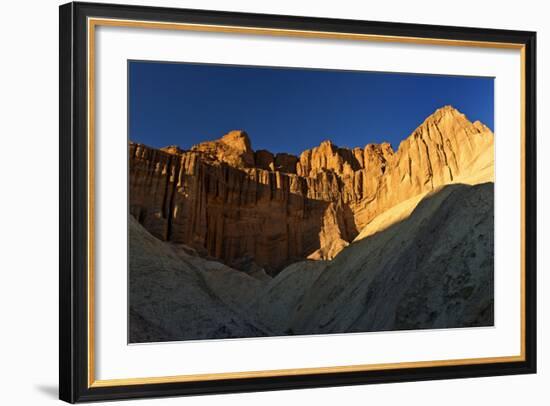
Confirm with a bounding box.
[130,182,494,342]
[288,183,494,334]
[129,216,270,342]
[129,105,494,273]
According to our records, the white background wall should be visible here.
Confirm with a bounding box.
[0,0,546,404]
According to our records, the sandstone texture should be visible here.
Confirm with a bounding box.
[129,106,494,273]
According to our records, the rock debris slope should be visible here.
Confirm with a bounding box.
[129,182,494,342]
[288,182,494,334]
[129,216,270,342]
[129,106,494,273]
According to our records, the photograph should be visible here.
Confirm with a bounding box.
[128,61,495,343]
[55,2,537,402]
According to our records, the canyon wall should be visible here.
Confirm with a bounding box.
[129,105,494,272]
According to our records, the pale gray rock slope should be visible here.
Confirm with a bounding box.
[129,216,270,343]
[290,182,494,334]
[129,182,493,342]
[249,260,329,334]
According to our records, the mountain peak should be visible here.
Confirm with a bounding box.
[220,130,252,153]
[319,139,336,148]
[192,130,255,167]
[160,145,184,155]
[438,104,460,112]
[426,105,466,123]
[408,105,490,146]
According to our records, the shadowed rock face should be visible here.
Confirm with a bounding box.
[129,182,494,342]
[128,215,270,343]
[129,106,493,273]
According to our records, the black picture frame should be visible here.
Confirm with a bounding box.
[59,1,537,403]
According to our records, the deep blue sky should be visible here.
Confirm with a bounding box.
[129,61,493,155]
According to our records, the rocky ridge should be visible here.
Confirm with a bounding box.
[129,106,494,273]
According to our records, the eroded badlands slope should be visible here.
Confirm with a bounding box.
[130,182,494,342]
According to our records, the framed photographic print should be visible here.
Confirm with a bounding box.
[59,2,537,403]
